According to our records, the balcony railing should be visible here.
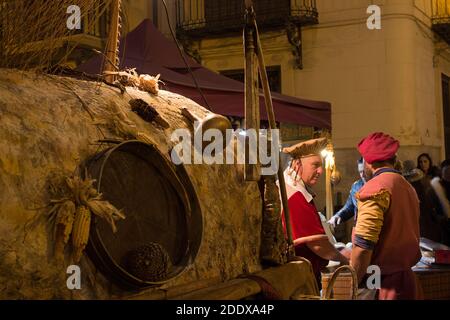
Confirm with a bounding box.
[432,0,450,44]
[176,0,318,38]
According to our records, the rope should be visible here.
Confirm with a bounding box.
[160,0,212,111]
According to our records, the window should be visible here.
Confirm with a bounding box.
[220,65,282,93]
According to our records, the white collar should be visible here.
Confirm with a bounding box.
[283,167,314,203]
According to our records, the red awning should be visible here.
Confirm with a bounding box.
[78,19,331,129]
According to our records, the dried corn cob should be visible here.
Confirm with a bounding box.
[79,178,95,205]
[54,200,76,261]
[88,187,99,198]
[72,205,91,263]
[87,199,125,233]
[55,200,76,243]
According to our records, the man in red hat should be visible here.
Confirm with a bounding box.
[351,132,421,299]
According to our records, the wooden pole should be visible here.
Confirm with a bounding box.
[249,13,294,256]
[104,0,121,83]
[174,278,261,300]
[123,277,221,300]
[243,10,260,182]
[169,260,319,300]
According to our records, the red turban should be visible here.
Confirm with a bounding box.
[357,132,399,164]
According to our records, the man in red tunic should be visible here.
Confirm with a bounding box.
[281,138,349,285]
[352,132,422,299]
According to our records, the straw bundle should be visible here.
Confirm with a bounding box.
[0,0,115,70]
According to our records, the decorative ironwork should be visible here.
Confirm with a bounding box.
[286,21,303,69]
[176,32,202,63]
[432,0,450,44]
[176,0,318,38]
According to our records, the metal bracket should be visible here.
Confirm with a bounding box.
[176,33,202,64]
[286,21,303,70]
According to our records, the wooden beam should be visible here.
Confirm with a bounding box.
[104,0,121,83]
[168,261,319,300]
[123,278,222,300]
[174,278,261,300]
[243,11,260,182]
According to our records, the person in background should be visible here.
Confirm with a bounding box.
[394,159,403,172]
[417,153,440,180]
[402,160,442,243]
[351,132,421,300]
[281,138,349,286]
[429,159,450,246]
[328,158,366,228]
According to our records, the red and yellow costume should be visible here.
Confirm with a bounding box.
[355,133,422,300]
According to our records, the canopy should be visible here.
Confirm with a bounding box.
[78,19,331,129]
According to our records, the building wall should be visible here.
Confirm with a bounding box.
[121,0,177,38]
[155,0,178,38]
[300,0,446,199]
[122,0,153,33]
[317,0,450,202]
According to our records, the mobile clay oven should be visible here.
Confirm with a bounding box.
[0,69,317,299]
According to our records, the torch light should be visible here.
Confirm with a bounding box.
[322,143,335,220]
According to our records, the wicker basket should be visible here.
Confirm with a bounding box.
[293,265,358,300]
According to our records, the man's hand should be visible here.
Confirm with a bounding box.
[305,236,349,265]
[328,215,342,227]
[339,247,352,260]
[350,245,373,285]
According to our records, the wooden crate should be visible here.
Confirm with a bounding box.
[416,271,450,300]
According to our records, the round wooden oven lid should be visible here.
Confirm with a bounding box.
[84,140,201,289]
